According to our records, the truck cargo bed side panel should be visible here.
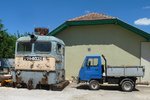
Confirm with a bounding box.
[107,66,144,77]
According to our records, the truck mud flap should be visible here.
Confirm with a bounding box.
[51,80,69,91]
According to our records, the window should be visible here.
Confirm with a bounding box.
[34,42,51,53]
[57,43,64,55]
[17,42,32,53]
[87,58,98,67]
[57,44,61,54]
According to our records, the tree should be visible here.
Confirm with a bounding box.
[0,20,17,58]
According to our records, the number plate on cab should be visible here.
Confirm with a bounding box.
[23,56,43,61]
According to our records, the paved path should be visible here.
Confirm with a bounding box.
[0,83,150,100]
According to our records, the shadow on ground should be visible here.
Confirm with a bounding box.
[76,84,139,91]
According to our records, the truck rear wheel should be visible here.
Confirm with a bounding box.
[89,80,100,90]
[121,81,134,92]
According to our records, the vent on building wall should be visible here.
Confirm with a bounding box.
[87,48,91,52]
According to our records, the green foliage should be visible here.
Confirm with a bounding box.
[14,31,29,38]
[0,21,17,58]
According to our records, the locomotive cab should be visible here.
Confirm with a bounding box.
[12,33,67,90]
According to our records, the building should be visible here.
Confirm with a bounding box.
[49,13,150,83]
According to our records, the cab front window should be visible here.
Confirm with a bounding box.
[17,42,32,53]
[34,42,51,53]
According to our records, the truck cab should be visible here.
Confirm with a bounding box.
[79,55,103,82]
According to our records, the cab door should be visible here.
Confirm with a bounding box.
[84,56,102,81]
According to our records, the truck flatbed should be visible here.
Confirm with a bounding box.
[107,66,145,77]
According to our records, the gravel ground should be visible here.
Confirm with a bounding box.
[0,83,150,100]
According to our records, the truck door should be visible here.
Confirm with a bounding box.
[84,56,102,80]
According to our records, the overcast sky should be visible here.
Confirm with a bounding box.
[0,0,150,34]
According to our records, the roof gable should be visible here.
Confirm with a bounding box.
[69,13,115,21]
[49,13,150,40]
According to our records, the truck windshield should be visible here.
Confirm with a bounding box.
[34,42,51,53]
[17,42,32,53]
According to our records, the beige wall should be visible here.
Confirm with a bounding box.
[141,42,150,82]
[55,24,147,80]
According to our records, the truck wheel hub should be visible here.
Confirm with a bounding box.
[124,83,131,90]
[91,83,98,89]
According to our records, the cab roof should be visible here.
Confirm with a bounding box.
[86,55,100,57]
[17,35,65,45]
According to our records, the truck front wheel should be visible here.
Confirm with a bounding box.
[121,81,134,92]
[89,80,100,90]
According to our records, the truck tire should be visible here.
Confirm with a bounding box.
[121,81,134,92]
[89,80,100,90]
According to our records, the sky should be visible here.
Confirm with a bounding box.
[0,0,150,34]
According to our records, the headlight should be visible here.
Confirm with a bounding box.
[43,71,48,77]
[16,70,21,76]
